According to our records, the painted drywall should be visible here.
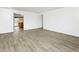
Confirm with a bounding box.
[0,8,13,34]
[14,10,42,30]
[24,13,42,30]
[0,8,42,34]
[43,8,79,37]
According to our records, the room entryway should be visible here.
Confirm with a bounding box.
[14,13,24,31]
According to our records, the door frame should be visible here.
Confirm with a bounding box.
[13,13,24,32]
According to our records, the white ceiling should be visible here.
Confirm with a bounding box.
[12,7,63,13]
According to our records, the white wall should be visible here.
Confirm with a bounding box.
[0,8,13,34]
[14,10,42,30]
[0,8,42,34]
[24,13,42,30]
[43,8,79,37]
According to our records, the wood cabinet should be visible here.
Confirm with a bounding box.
[18,22,23,28]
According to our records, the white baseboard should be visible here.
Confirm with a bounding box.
[43,28,79,38]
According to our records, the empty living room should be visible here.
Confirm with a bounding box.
[0,7,79,52]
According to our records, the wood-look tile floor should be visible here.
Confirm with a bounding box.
[0,29,79,52]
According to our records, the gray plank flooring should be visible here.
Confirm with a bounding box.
[0,29,79,52]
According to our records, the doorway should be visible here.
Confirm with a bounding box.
[14,13,24,31]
